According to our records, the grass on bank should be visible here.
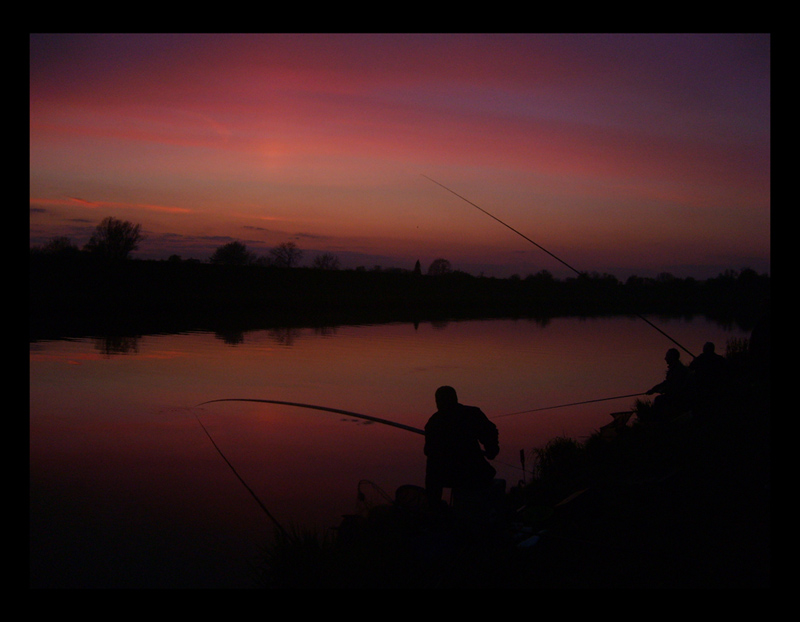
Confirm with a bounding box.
[253,336,769,588]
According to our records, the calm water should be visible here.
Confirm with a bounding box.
[29,316,748,588]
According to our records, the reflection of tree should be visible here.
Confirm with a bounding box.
[529,316,552,328]
[269,327,303,346]
[94,335,140,356]
[215,330,245,345]
[313,326,338,338]
[211,325,336,348]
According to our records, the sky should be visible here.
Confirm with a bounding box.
[29,33,771,279]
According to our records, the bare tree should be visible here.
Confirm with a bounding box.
[270,242,303,268]
[311,252,340,270]
[83,217,144,260]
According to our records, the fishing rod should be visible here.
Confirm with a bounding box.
[191,399,426,544]
[197,398,425,435]
[193,411,293,541]
[422,175,696,359]
[199,399,540,478]
[492,392,647,419]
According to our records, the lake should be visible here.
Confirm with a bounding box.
[29,315,749,588]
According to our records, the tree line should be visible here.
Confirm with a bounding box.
[30,216,770,333]
[30,217,461,275]
[31,216,342,270]
[33,217,145,261]
[31,216,771,285]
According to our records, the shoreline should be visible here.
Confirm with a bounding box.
[30,255,768,342]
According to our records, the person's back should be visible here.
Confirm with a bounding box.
[690,342,727,385]
[424,386,499,505]
[689,341,729,416]
[425,403,497,487]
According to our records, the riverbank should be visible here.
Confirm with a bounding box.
[256,343,769,588]
[507,384,770,588]
[30,255,768,341]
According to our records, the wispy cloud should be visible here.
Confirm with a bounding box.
[30,196,193,215]
[29,33,771,278]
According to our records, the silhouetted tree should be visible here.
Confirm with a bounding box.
[311,252,340,270]
[526,269,555,284]
[427,258,452,276]
[270,242,303,268]
[83,217,144,260]
[37,236,80,256]
[209,240,256,265]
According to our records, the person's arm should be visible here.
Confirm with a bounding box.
[476,410,499,459]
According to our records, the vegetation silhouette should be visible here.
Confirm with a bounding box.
[255,336,769,588]
[30,217,770,341]
[29,218,770,588]
[427,257,452,275]
[269,241,303,268]
[83,216,144,261]
[311,252,340,270]
[209,241,256,266]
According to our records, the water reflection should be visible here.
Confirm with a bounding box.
[94,334,141,356]
[30,316,749,588]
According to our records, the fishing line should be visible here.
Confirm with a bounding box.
[422,174,583,275]
[193,411,294,541]
[422,174,695,358]
[493,392,647,419]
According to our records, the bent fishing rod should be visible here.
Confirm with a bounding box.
[193,400,424,530]
[197,394,654,482]
[422,175,695,359]
[199,398,531,476]
[197,398,425,435]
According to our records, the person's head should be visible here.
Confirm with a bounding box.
[435,385,458,411]
[703,342,716,354]
[665,348,681,364]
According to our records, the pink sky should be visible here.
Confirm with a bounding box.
[29,33,770,278]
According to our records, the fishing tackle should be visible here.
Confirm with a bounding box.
[198,398,531,478]
[193,411,293,540]
[197,398,425,435]
[192,399,425,544]
[422,175,695,358]
[493,392,647,419]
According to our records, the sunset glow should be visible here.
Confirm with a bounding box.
[30,33,770,278]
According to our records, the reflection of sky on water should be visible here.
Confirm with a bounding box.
[30,317,748,587]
